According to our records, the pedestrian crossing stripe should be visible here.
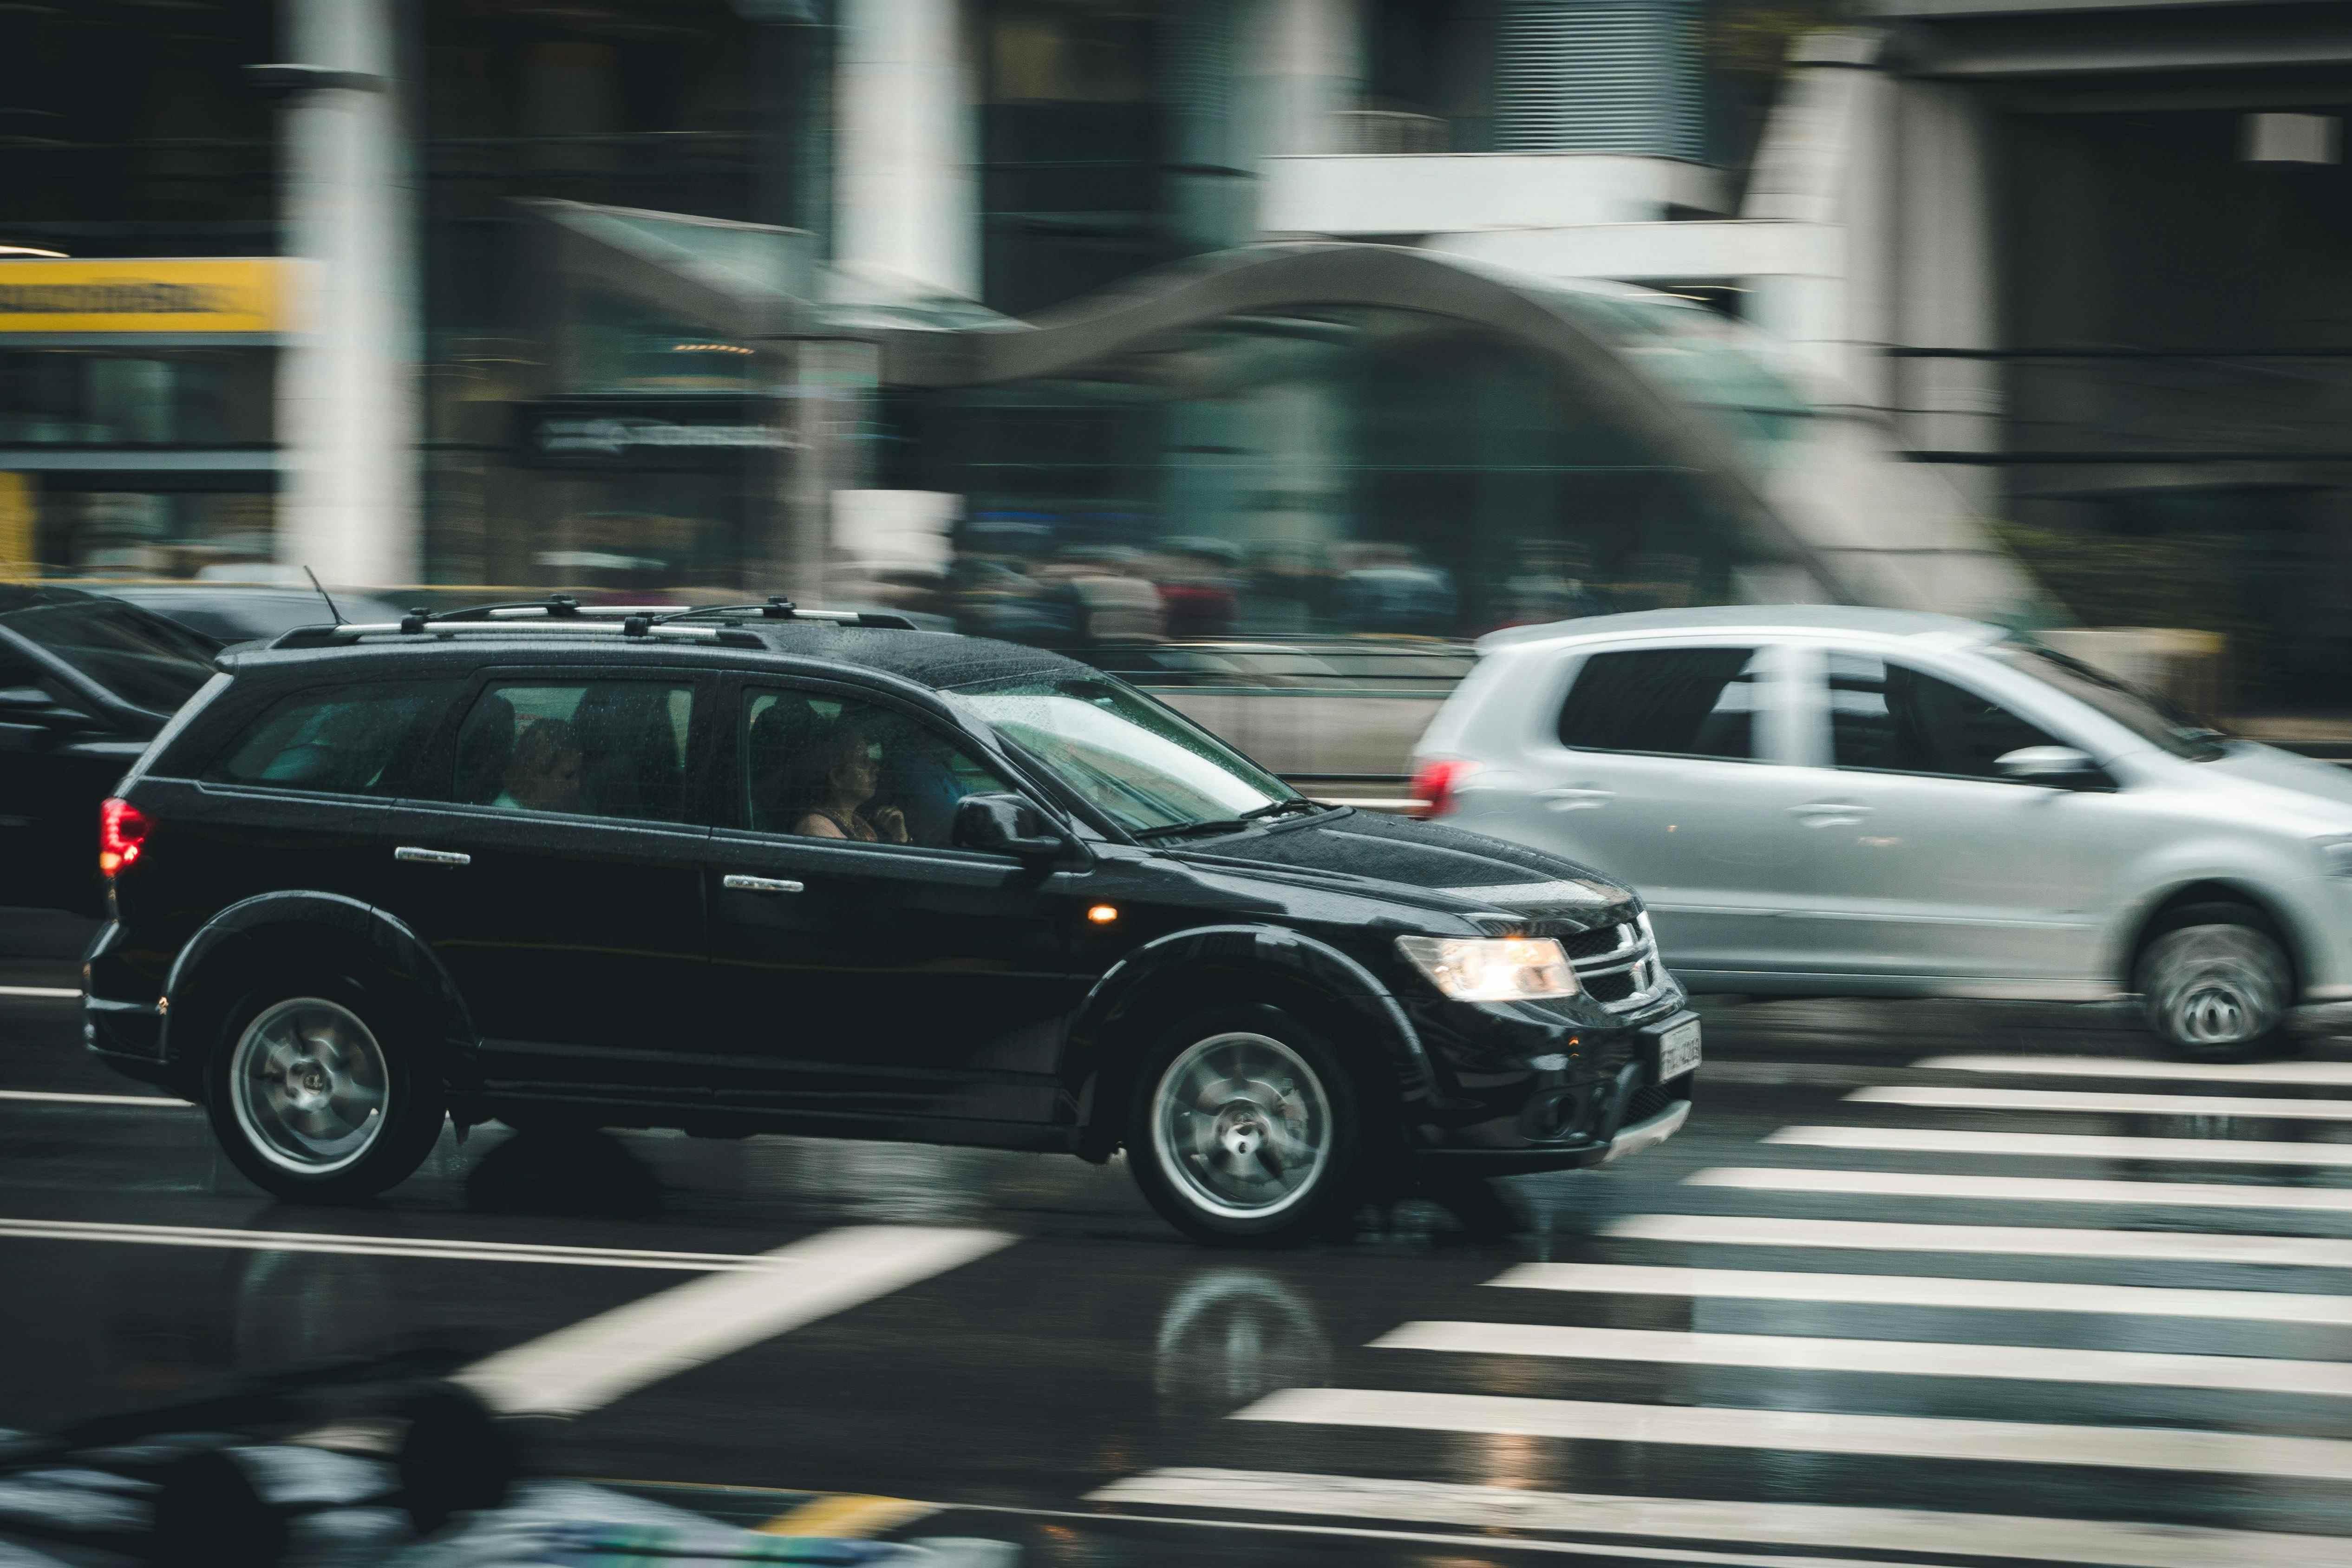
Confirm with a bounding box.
[1237,1388,2352,1481]
[1768,1124,2352,1166]
[1373,1320,2352,1398]
[1087,1468,2351,1568]
[1493,1261,2352,1325]
[1686,1165,2352,1212]
[1849,1084,2352,1120]
[1913,1054,2352,1086]
[1602,1213,2352,1268]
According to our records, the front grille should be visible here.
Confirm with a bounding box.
[1568,916,1665,1014]
[1583,968,1639,1004]
[1555,924,1626,961]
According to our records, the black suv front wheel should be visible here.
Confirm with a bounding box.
[206,979,447,1202]
[1126,1004,1366,1245]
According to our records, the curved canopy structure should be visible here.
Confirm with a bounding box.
[868,243,2038,624]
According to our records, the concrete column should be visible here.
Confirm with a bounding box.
[276,0,418,588]
[1242,0,1363,233]
[835,0,979,299]
[1894,79,2003,515]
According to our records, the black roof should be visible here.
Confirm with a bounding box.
[0,584,98,617]
[222,616,1094,695]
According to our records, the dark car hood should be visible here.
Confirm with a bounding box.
[1171,809,1638,934]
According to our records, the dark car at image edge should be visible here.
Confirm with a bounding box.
[80,599,1697,1241]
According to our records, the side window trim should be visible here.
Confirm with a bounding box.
[717,673,1037,858]
[419,666,716,828]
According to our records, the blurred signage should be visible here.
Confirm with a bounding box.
[516,399,792,470]
[0,258,283,335]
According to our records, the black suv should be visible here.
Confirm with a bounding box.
[83,600,1698,1241]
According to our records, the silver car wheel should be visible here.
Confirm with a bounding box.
[2143,923,2287,1050]
[1150,1031,1332,1222]
[229,997,392,1175]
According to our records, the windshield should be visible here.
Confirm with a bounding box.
[0,600,218,714]
[947,673,1300,836]
[1989,641,2226,761]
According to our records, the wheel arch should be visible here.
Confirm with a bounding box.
[2119,878,2308,1000]
[1065,923,1437,1163]
[161,891,480,1093]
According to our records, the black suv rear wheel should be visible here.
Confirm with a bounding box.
[204,977,447,1201]
[1126,1003,1366,1245]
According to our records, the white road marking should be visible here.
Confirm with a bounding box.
[1374,1320,2352,1398]
[1601,1212,2352,1269]
[0,1215,770,1270]
[1850,1084,2352,1121]
[967,1500,1971,1568]
[0,985,79,999]
[1686,1165,2352,1214]
[1237,1388,2352,1481]
[1490,1261,2352,1326]
[1088,1468,2352,1568]
[1915,1054,2352,1087]
[1768,1124,2352,1167]
[457,1224,1013,1417]
[0,1089,190,1108]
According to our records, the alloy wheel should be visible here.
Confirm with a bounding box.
[1150,1031,1333,1222]
[2144,923,2287,1051]
[229,997,392,1175]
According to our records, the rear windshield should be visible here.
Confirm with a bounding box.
[0,600,217,714]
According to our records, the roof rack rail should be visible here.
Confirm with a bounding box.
[655,597,921,631]
[262,592,921,649]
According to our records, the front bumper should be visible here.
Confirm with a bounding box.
[1407,995,1699,1173]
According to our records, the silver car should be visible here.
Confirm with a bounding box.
[1411,605,2352,1059]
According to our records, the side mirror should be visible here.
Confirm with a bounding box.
[1995,745,2100,786]
[952,792,1067,861]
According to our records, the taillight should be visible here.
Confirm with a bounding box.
[99,797,150,876]
[1410,758,1480,819]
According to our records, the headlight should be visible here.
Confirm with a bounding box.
[1396,936,1579,1001]
[2316,836,2352,878]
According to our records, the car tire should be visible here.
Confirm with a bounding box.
[204,976,447,1202]
[1125,1003,1367,1246]
[2135,902,2295,1062]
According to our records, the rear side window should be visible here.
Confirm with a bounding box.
[205,681,457,797]
[451,679,698,823]
[0,600,216,713]
[1556,647,1763,760]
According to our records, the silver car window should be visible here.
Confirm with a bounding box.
[1828,652,2063,781]
[1555,646,1765,761]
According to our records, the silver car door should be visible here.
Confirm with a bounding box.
[1505,638,1820,981]
[1780,642,2111,992]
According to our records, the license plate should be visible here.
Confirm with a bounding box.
[1656,1019,1701,1081]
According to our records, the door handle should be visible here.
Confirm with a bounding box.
[393,846,471,867]
[1788,801,1872,827]
[1539,785,1616,811]
[723,874,805,895]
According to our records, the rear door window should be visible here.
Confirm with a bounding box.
[1556,646,1764,761]
[205,681,459,797]
[451,679,699,823]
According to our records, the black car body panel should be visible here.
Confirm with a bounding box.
[0,586,219,914]
[83,617,1694,1177]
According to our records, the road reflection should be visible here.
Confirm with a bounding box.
[1153,1269,1332,1412]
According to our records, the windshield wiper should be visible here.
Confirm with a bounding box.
[1238,797,1326,822]
[1132,797,1327,842]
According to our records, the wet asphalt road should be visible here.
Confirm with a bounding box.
[6,917,2352,1565]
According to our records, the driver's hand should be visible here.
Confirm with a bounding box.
[874,805,909,843]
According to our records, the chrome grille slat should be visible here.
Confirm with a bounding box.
[1568,918,1670,1014]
